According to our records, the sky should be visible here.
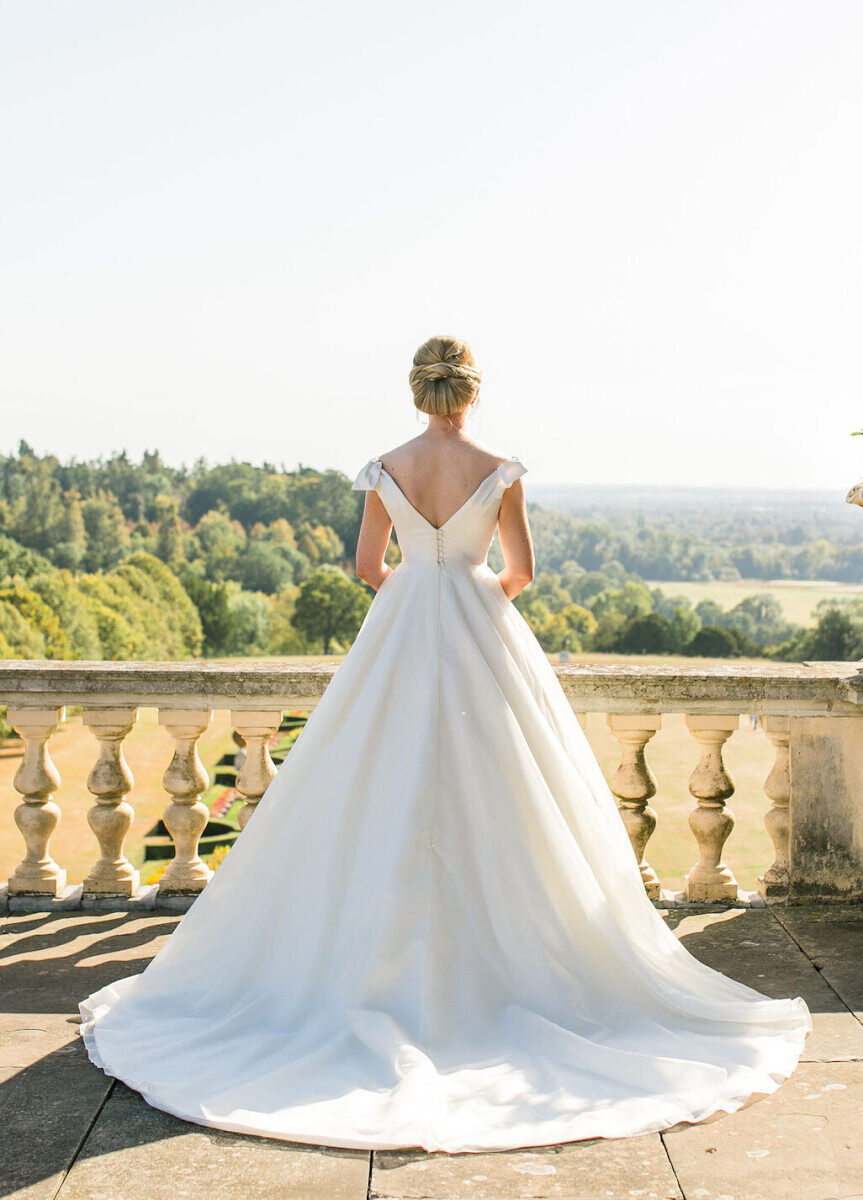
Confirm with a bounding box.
[1,0,861,490]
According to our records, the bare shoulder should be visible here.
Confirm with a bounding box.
[457,442,516,479]
[377,435,425,474]
[473,442,516,472]
[380,437,512,478]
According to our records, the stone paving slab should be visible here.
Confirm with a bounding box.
[371,1135,682,1200]
[54,1082,370,1200]
[662,1059,863,1200]
[665,907,863,1062]
[0,1031,111,1200]
[3,908,862,1199]
[773,905,863,1019]
[0,911,180,1014]
[0,1011,82,1067]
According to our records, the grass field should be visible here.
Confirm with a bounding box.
[0,654,778,895]
[650,578,863,626]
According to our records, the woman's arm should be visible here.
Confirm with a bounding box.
[496,478,535,600]
[355,490,395,590]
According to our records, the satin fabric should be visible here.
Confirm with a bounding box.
[78,455,811,1153]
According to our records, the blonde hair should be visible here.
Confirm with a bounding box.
[409,335,482,416]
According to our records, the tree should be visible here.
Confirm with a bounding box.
[29,570,101,659]
[285,469,365,548]
[53,487,87,569]
[590,581,653,622]
[687,626,739,658]
[250,518,297,549]
[293,566,370,654]
[180,574,233,656]
[75,553,203,659]
[76,575,152,658]
[9,457,65,554]
[267,585,306,655]
[224,586,272,656]
[0,598,45,657]
[615,612,675,655]
[196,510,246,581]
[81,490,130,570]
[668,604,700,653]
[694,599,725,627]
[0,581,71,657]
[155,495,185,570]
[237,542,295,594]
[124,552,203,656]
[531,573,573,613]
[559,603,597,649]
[78,592,143,659]
[0,534,53,581]
[804,608,861,661]
[728,594,789,646]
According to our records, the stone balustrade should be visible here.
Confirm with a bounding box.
[2,658,863,912]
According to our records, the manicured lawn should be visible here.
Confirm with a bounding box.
[650,577,863,626]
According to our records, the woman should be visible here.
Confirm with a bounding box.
[79,335,811,1153]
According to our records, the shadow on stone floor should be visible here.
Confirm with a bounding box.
[1,907,861,1200]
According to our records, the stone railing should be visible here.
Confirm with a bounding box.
[2,659,863,913]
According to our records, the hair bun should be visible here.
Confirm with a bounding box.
[418,361,455,382]
[409,336,481,416]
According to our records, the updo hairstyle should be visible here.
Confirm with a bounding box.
[409,335,482,416]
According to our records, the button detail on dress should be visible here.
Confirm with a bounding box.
[435,529,445,565]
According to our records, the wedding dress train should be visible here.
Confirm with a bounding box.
[78,455,811,1153]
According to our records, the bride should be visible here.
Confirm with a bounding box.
[78,335,811,1154]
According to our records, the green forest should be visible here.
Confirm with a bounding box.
[2,442,863,664]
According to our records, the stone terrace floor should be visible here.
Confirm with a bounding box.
[1,905,861,1200]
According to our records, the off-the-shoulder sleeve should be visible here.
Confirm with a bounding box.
[496,457,527,488]
[352,458,383,491]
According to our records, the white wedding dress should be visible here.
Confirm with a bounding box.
[78,455,811,1153]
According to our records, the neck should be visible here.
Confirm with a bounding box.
[425,409,471,437]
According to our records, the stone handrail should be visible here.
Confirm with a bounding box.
[2,658,863,912]
[1,658,863,711]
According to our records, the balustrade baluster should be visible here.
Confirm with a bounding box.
[157,710,213,893]
[757,716,791,903]
[607,714,661,898]
[7,707,66,895]
[82,709,140,897]
[684,714,739,901]
[231,711,282,829]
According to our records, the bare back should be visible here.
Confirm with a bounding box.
[378,434,511,531]
[356,431,535,599]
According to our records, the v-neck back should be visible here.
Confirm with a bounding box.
[377,462,504,532]
[352,454,527,565]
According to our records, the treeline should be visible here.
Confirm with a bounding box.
[0,544,203,659]
[1,442,862,663]
[528,507,863,583]
[0,443,358,582]
[517,563,863,660]
[0,443,372,657]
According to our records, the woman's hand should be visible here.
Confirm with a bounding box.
[496,568,532,600]
[373,567,395,592]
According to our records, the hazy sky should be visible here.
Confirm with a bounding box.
[1,0,861,489]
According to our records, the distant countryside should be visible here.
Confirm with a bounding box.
[2,442,863,672]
